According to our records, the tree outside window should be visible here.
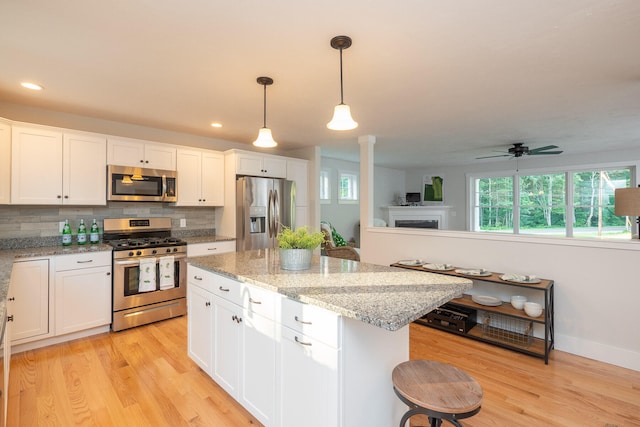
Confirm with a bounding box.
[338,171,359,204]
[472,167,632,239]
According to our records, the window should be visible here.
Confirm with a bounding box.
[320,169,331,204]
[338,170,359,204]
[471,167,632,239]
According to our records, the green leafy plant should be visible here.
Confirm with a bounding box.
[277,226,325,250]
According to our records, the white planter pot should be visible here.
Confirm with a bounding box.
[280,248,313,270]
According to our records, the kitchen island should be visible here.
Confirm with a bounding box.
[188,249,472,427]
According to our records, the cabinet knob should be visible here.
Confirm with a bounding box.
[57,195,62,199]
[140,160,144,163]
[205,301,211,307]
[145,160,149,164]
[8,297,15,301]
[64,195,69,199]
[106,272,111,276]
[7,315,14,322]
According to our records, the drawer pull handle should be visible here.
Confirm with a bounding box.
[76,259,93,263]
[207,248,218,251]
[294,316,312,325]
[249,298,262,305]
[294,336,312,346]
[193,276,203,280]
[218,286,230,292]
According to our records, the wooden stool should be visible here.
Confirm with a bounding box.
[392,360,483,427]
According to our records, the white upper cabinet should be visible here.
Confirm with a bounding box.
[11,125,106,205]
[234,151,287,178]
[176,148,224,206]
[0,120,10,204]
[63,132,107,205]
[107,137,176,170]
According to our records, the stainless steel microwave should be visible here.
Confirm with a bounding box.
[107,165,177,202]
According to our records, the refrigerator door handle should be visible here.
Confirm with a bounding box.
[273,188,280,234]
[268,188,275,238]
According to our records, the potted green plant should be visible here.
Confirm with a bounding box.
[277,226,325,270]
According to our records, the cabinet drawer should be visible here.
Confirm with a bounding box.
[188,266,241,305]
[242,283,280,321]
[55,251,111,271]
[187,240,235,257]
[281,297,341,348]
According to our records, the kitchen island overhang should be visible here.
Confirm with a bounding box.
[186,249,473,427]
[188,249,472,331]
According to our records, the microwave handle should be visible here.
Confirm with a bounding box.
[162,175,167,200]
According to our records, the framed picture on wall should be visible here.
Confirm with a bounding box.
[423,175,444,203]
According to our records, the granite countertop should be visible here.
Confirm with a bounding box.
[188,249,473,331]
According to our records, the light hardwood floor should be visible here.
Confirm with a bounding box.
[7,317,640,426]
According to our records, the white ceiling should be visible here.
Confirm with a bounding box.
[1,0,639,169]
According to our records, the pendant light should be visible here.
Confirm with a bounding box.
[253,76,278,148]
[327,35,358,131]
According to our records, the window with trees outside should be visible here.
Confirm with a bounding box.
[472,167,632,239]
[338,170,359,204]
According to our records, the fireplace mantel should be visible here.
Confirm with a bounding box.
[382,206,452,230]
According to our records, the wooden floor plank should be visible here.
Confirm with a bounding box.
[7,316,640,426]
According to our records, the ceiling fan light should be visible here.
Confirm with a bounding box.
[327,103,358,130]
[253,127,278,148]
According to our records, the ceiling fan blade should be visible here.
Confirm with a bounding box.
[528,145,559,153]
[476,154,511,159]
[529,150,563,155]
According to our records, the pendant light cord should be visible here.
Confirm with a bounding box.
[339,47,344,105]
[263,83,267,128]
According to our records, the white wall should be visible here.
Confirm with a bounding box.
[359,142,640,372]
[321,155,405,244]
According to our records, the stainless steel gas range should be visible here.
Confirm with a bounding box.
[103,217,187,331]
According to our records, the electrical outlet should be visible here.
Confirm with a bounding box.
[180,218,186,228]
[59,221,66,232]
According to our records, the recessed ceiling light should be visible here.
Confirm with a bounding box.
[210,122,222,128]
[21,82,43,91]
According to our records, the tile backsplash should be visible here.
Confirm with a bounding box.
[0,203,216,240]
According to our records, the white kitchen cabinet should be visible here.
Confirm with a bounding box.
[186,240,235,257]
[187,282,214,374]
[176,148,224,206]
[286,159,309,228]
[278,297,340,427]
[54,252,112,335]
[0,120,10,205]
[233,150,287,178]
[278,327,339,427]
[107,137,176,170]
[11,125,106,205]
[286,159,308,207]
[187,265,277,426]
[9,259,51,343]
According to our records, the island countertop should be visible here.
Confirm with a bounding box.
[188,249,473,331]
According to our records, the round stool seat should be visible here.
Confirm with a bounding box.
[392,360,482,426]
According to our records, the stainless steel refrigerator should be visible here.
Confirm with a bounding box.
[236,176,296,251]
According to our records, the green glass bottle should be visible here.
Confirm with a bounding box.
[77,219,87,245]
[62,219,72,246]
[90,219,100,244]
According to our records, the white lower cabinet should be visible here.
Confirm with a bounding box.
[187,265,407,427]
[278,327,339,427]
[187,266,277,426]
[8,259,51,343]
[186,240,235,257]
[54,252,112,335]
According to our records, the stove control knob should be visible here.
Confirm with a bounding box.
[136,251,142,256]
[128,251,134,257]
[173,247,178,252]
[166,248,171,253]
[152,249,157,254]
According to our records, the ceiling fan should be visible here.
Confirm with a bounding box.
[476,142,563,159]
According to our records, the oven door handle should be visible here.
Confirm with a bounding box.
[114,259,141,266]
[162,175,167,200]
